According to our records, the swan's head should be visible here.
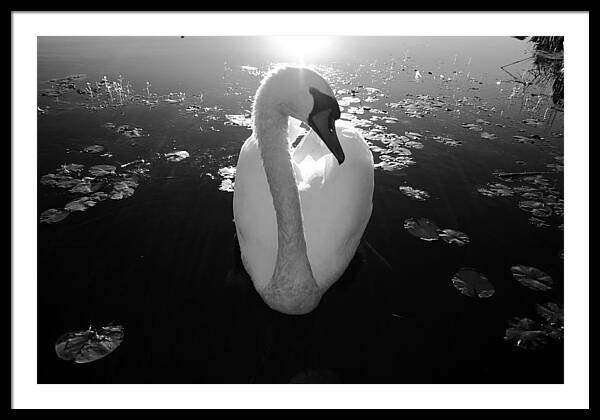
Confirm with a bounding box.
[254,65,344,165]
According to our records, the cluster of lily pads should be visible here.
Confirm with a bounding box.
[401,214,561,349]
[467,263,561,350]
[504,304,563,350]
[503,268,563,351]
[40,141,241,224]
[310,72,554,179]
[403,217,471,245]
[40,73,89,98]
[478,171,564,230]
[328,90,435,173]
[40,161,145,223]
[387,94,448,118]
[55,323,125,364]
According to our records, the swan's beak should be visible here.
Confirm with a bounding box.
[308,110,345,165]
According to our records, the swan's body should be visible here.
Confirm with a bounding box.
[233,66,374,314]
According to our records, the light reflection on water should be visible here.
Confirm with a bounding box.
[37,36,563,384]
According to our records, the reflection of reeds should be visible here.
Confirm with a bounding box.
[531,36,563,54]
[502,37,564,108]
[530,36,564,107]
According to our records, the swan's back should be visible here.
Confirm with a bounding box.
[233,120,374,291]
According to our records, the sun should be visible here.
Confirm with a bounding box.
[268,36,334,64]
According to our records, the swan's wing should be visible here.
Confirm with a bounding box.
[294,121,374,289]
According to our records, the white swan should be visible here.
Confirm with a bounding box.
[233,65,374,315]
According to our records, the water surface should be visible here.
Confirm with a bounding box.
[38,36,564,384]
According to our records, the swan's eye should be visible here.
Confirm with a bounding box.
[328,114,336,133]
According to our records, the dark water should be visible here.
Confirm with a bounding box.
[37,36,564,384]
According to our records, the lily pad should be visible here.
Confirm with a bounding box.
[218,166,236,179]
[41,173,77,187]
[89,165,117,177]
[531,207,553,218]
[504,317,548,350]
[116,125,145,138]
[110,182,135,199]
[478,183,514,197]
[439,229,470,246]
[398,186,429,201]
[84,145,104,153]
[536,301,563,324]
[69,179,93,194]
[521,192,543,200]
[91,192,109,202]
[433,136,462,146]
[55,324,124,364]
[451,268,495,298]
[404,140,424,149]
[511,265,553,291]
[536,302,564,340]
[462,123,483,131]
[65,196,96,212]
[108,174,139,199]
[404,131,422,140]
[59,163,85,174]
[404,218,439,241]
[374,159,414,171]
[529,217,550,228]
[393,147,412,156]
[513,135,536,144]
[522,118,543,126]
[219,179,235,192]
[165,151,189,162]
[42,174,81,189]
[40,208,69,224]
[518,200,546,213]
[480,132,498,140]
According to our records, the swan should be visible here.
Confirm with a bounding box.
[233,65,374,315]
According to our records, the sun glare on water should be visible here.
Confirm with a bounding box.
[269,36,335,64]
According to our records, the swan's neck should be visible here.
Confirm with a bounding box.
[254,105,321,314]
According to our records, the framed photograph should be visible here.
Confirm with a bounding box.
[12,11,588,409]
